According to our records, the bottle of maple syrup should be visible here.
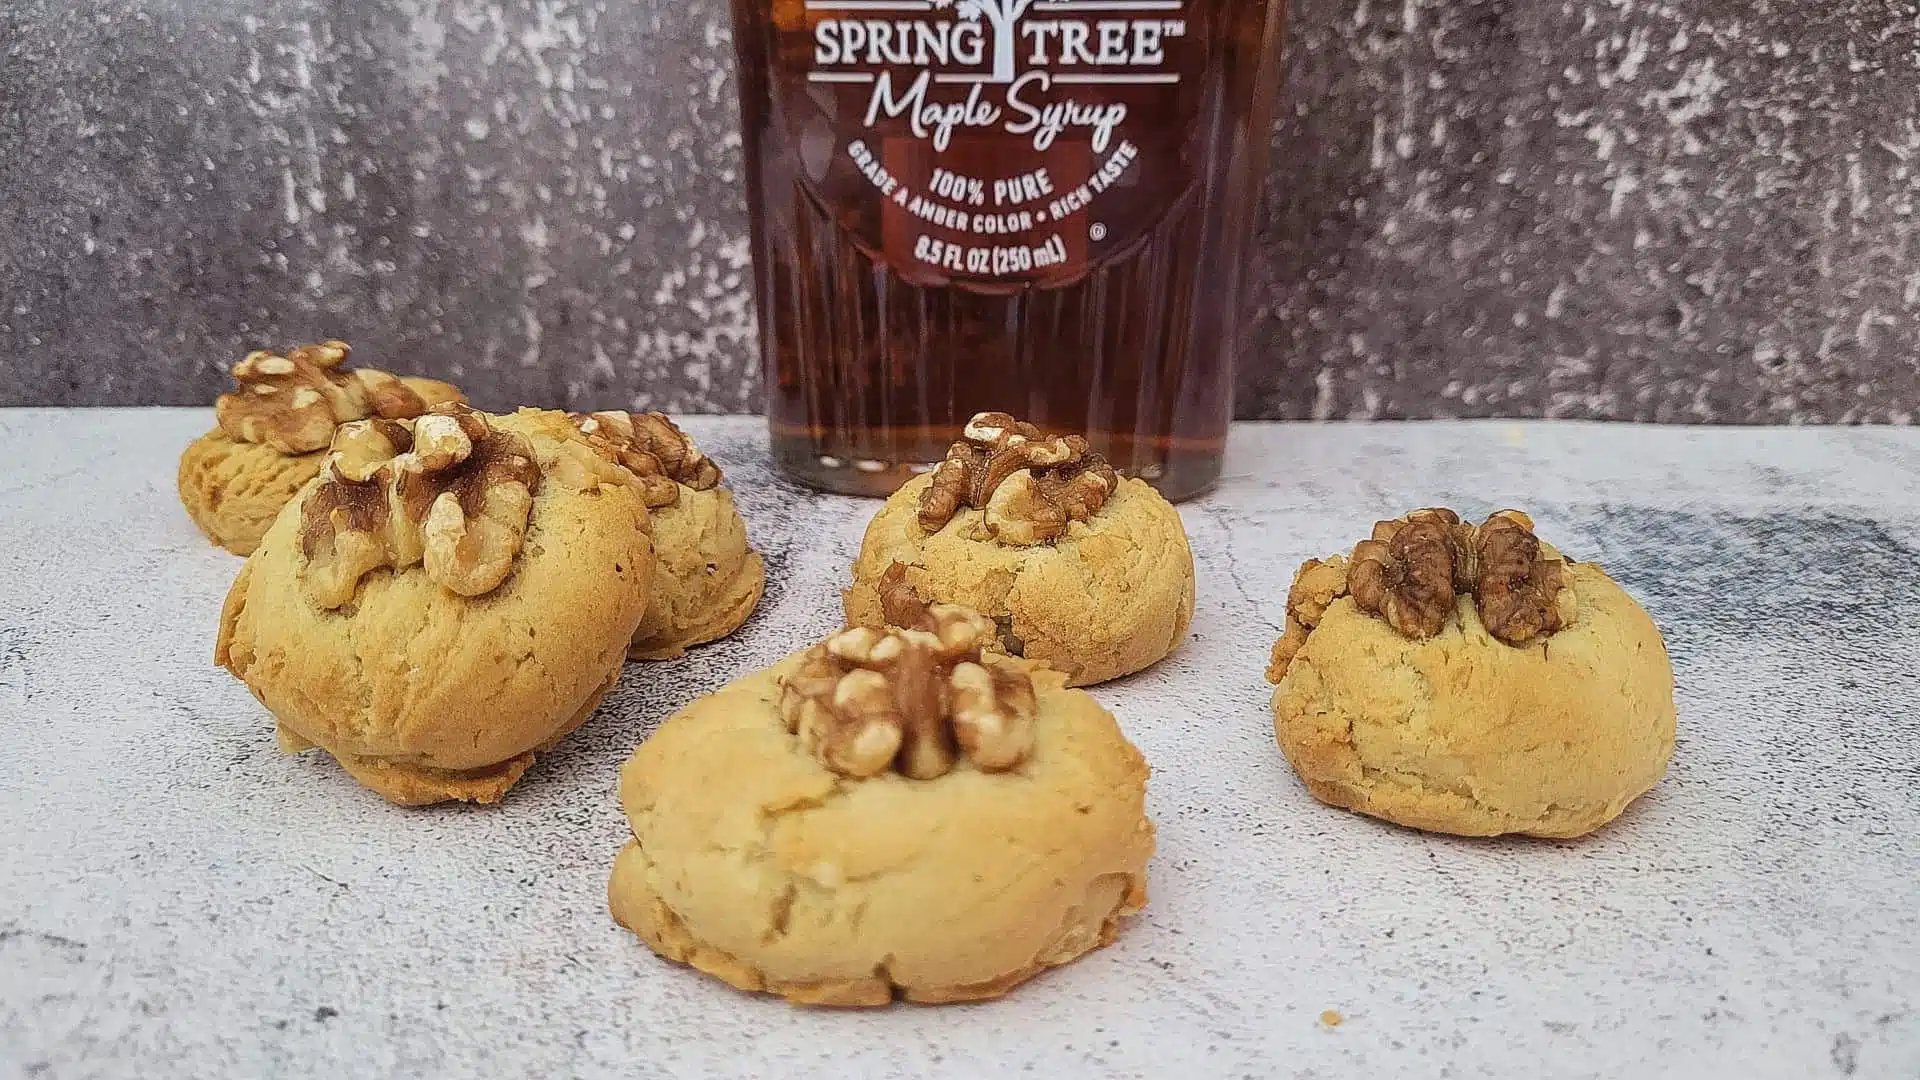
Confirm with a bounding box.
[730,0,1288,498]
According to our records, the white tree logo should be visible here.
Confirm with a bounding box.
[933,0,1036,84]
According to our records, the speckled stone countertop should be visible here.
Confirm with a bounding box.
[3,411,1917,1079]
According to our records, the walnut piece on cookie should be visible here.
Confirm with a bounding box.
[607,605,1154,1006]
[780,605,1037,780]
[179,339,465,555]
[298,404,542,608]
[919,411,1119,546]
[216,407,655,806]
[1267,508,1674,839]
[568,410,721,508]
[564,410,764,660]
[216,340,431,455]
[843,411,1192,687]
[1269,508,1580,683]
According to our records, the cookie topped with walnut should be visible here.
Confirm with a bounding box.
[178,340,465,555]
[843,411,1195,687]
[216,404,655,806]
[1266,508,1676,839]
[566,411,764,659]
[607,601,1154,1006]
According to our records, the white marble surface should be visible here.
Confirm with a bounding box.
[2,410,1918,1080]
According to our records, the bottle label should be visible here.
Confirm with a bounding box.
[781,0,1201,287]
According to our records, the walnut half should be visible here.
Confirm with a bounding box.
[214,340,430,455]
[779,603,1037,780]
[567,411,721,509]
[1472,510,1578,646]
[1348,508,1472,639]
[1267,508,1578,681]
[918,411,1119,546]
[299,403,542,608]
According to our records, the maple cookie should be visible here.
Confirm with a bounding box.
[1266,508,1676,839]
[215,404,654,806]
[608,604,1154,1006]
[178,340,464,555]
[843,412,1195,687]
[568,411,764,659]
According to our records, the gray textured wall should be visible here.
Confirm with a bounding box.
[2,0,1916,420]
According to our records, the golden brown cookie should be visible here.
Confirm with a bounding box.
[843,412,1194,687]
[567,411,764,659]
[179,340,463,555]
[608,605,1154,1006]
[179,434,332,557]
[1266,508,1675,839]
[216,404,654,806]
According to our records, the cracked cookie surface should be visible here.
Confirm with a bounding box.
[843,473,1194,687]
[608,653,1154,1005]
[215,409,654,806]
[1268,560,1675,838]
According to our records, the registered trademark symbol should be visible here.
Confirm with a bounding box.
[1089,222,1109,241]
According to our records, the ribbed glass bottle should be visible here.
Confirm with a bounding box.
[731,0,1288,498]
